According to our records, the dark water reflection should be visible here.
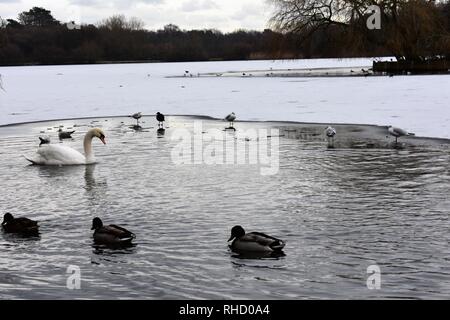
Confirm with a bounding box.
[0,117,449,299]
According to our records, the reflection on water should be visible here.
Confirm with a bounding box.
[230,251,286,260]
[130,125,143,131]
[92,244,137,256]
[157,128,166,137]
[37,164,85,178]
[84,165,96,191]
[1,232,41,243]
[84,165,107,195]
[0,117,449,299]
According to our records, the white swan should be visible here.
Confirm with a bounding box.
[25,128,106,165]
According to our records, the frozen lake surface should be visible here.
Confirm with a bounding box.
[0,116,449,299]
[1,58,449,138]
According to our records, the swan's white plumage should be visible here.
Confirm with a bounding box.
[25,128,105,166]
[30,144,91,165]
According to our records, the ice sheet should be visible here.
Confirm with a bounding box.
[0,58,449,138]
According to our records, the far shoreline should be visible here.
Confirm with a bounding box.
[0,56,385,68]
[2,58,448,78]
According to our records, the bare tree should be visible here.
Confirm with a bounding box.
[126,17,145,31]
[270,0,353,34]
[98,15,145,31]
[98,15,127,30]
[384,0,450,59]
[270,0,450,59]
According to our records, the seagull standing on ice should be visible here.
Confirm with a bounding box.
[325,126,336,148]
[156,112,165,128]
[131,112,142,126]
[388,126,414,145]
[225,112,236,128]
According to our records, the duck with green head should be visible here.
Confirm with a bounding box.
[91,217,135,245]
[2,213,39,235]
[228,225,285,253]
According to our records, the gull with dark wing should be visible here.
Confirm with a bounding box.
[156,112,165,128]
[225,112,236,128]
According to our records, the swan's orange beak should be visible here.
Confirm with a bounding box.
[100,137,106,145]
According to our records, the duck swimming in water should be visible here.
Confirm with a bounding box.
[2,213,39,235]
[227,225,285,253]
[91,217,135,245]
[58,128,75,140]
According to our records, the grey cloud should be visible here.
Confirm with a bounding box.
[181,0,219,12]
[69,0,164,8]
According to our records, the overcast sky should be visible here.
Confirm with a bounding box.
[0,0,275,32]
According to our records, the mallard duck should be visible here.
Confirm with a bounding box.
[227,226,285,253]
[2,213,39,235]
[91,217,135,245]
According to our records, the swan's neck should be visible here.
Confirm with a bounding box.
[84,131,95,161]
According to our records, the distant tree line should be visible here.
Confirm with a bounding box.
[0,8,305,65]
[1,4,449,66]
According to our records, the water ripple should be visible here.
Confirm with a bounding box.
[0,117,449,299]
